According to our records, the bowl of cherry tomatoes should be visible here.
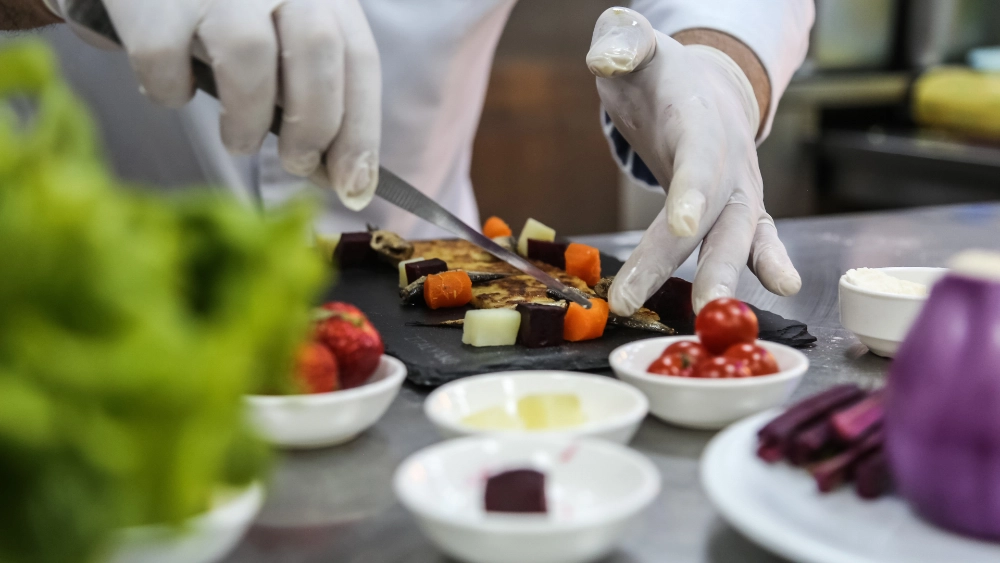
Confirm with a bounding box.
[608,298,808,430]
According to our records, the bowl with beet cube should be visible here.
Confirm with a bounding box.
[609,336,808,429]
[393,435,659,563]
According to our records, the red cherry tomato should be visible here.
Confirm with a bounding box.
[723,343,779,376]
[660,341,709,364]
[691,356,753,379]
[695,298,759,355]
[647,352,696,377]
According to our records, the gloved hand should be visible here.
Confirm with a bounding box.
[44,0,381,210]
[586,7,801,315]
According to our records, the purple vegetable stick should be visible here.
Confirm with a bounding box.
[810,428,884,493]
[757,385,865,446]
[855,449,892,500]
[831,389,885,443]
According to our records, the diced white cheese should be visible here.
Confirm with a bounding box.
[517,218,556,256]
[398,256,425,287]
[462,309,521,347]
[314,232,342,263]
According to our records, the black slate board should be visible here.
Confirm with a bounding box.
[324,253,814,387]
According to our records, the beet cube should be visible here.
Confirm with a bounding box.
[404,258,448,285]
[334,232,376,267]
[484,469,547,514]
[516,303,566,348]
[644,277,695,333]
[527,240,568,269]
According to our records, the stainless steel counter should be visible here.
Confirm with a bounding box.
[224,203,1000,563]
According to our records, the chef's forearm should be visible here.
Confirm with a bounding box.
[0,0,60,30]
[673,28,770,136]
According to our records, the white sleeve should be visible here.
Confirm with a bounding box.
[630,0,815,140]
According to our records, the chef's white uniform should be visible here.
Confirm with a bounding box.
[51,0,813,239]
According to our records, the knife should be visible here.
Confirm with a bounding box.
[64,1,593,309]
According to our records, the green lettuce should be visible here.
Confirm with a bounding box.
[0,41,325,563]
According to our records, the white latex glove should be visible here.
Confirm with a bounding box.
[587,7,801,315]
[45,0,381,210]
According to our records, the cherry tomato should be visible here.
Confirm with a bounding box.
[691,356,753,379]
[660,341,709,364]
[723,343,779,376]
[647,352,696,377]
[695,298,759,355]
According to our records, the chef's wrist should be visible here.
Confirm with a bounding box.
[673,28,770,137]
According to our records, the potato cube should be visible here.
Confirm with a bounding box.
[462,309,521,347]
[517,218,556,256]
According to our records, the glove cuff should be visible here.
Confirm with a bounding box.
[685,44,760,136]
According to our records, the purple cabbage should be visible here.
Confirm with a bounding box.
[886,271,1000,539]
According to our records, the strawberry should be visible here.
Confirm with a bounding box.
[315,302,384,389]
[295,341,340,394]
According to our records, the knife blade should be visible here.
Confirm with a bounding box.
[66,1,592,308]
[375,169,592,308]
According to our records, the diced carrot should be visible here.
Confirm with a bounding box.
[424,270,473,310]
[483,216,513,239]
[564,243,601,286]
[563,298,610,342]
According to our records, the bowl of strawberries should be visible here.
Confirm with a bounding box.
[245,302,406,449]
[609,298,808,430]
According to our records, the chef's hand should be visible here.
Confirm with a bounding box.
[46,0,381,210]
[587,7,801,315]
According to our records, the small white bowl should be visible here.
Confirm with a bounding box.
[245,355,406,449]
[609,336,808,430]
[394,435,660,563]
[424,371,648,444]
[107,483,262,563]
[839,267,947,357]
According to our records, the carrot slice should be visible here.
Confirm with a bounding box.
[483,216,513,239]
[563,298,609,342]
[564,243,601,286]
[424,270,473,310]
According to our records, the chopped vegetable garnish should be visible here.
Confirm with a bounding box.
[527,239,568,269]
[424,270,473,309]
[334,232,376,267]
[564,243,601,286]
[563,298,609,342]
[405,258,448,286]
[463,309,521,347]
[482,216,513,239]
[517,218,556,256]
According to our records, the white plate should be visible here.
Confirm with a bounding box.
[245,355,406,448]
[107,483,263,563]
[610,337,807,429]
[701,411,1000,563]
[394,435,660,563]
[424,371,648,444]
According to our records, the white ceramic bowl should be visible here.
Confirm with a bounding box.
[424,371,648,444]
[107,483,262,563]
[394,435,660,563]
[609,336,808,430]
[839,267,947,357]
[245,355,406,448]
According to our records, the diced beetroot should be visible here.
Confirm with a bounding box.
[527,240,568,269]
[855,450,892,500]
[757,385,865,450]
[810,427,884,493]
[516,303,566,348]
[484,469,547,514]
[643,277,696,332]
[830,389,885,443]
[404,258,447,285]
[334,232,376,267]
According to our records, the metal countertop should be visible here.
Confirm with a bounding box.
[225,203,1000,563]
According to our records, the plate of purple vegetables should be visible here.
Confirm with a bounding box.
[700,385,1000,563]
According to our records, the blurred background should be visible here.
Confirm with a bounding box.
[29,0,1000,236]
